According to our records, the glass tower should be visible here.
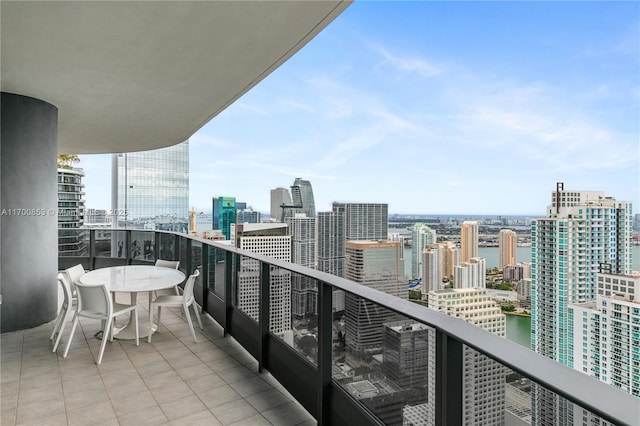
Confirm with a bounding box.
[212,196,236,240]
[112,141,189,232]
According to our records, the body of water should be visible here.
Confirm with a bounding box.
[506,315,531,348]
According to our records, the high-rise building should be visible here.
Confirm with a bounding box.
[498,229,517,269]
[236,207,260,224]
[233,222,291,335]
[319,202,389,313]
[270,187,292,221]
[317,211,346,311]
[57,167,87,256]
[345,240,404,355]
[423,244,443,294]
[568,271,640,403]
[333,202,388,241]
[460,221,479,263]
[429,288,507,426]
[503,262,532,283]
[531,183,633,425]
[286,214,317,318]
[291,178,316,218]
[412,223,437,280]
[454,257,486,289]
[112,141,189,232]
[212,196,236,240]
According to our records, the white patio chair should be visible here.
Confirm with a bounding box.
[148,269,203,343]
[63,282,139,364]
[154,259,181,296]
[62,264,85,299]
[50,274,76,352]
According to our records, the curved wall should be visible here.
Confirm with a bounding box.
[1,92,58,332]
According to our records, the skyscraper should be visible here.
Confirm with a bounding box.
[112,140,189,232]
[333,202,388,241]
[460,221,479,263]
[234,222,292,335]
[57,167,87,256]
[317,211,346,311]
[531,183,633,425]
[498,229,517,269]
[411,223,437,280]
[429,288,507,426]
[212,196,236,240]
[422,244,443,294]
[344,240,404,356]
[569,271,640,403]
[286,214,317,318]
[270,187,292,221]
[291,178,316,218]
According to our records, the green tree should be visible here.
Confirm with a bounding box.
[57,154,80,169]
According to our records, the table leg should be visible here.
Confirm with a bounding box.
[112,291,157,340]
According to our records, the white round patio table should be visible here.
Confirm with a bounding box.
[79,265,186,339]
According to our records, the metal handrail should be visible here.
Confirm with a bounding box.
[63,228,640,425]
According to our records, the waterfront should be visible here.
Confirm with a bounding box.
[506,314,531,349]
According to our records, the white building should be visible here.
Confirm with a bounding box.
[428,288,507,426]
[270,187,292,221]
[454,257,486,289]
[233,222,292,335]
[569,272,640,401]
[531,184,633,426]
[412,223,437,280]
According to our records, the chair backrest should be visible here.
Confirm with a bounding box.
[64,264,85,285]
[182,270,200,304]
[57,275,73,309]
[155,259,180,269]
[74,282,112,319]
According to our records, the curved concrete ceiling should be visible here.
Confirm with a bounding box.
[1,1,351,154]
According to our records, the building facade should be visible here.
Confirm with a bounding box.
[568,272,640,403]
[212,196,236,240]
[460,220,479,263]
[270,187,292,221]
[429,288,507,426]
[531,184,633,425]
[317,211,346,311]
[498,229,517,270]
[57,167,87,256]
[454,257,486,289]
[345,240,404,356]
[411,223,437,280]
[112,140,189,232]
[234,223,292,335]
[286,214,317,318]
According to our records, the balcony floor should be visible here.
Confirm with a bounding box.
[1,293,316,426]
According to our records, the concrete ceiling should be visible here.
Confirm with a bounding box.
[1,1,351,154]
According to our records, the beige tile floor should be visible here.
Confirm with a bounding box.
[1,293,316,426]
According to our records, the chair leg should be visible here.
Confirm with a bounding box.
[52,309,69,353]
[50,305,64,341]
[63,314,79,358]
[97,319,112,365]
[193,303,203,330]
[184,303,197,343]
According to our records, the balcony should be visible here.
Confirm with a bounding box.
[4,228,639,425]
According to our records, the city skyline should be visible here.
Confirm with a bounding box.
[79,1,639,215]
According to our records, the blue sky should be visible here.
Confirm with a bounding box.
[81,1,639,216]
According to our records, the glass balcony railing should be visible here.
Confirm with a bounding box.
[58,229,639,425]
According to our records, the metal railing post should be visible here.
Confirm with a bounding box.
[125,230,131,264]
[201,244,209,312]
[317,282,333,425]
[223,250,233,336]
[435,331,463,426]
[89,229,96,270]
[259,261,270,373]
